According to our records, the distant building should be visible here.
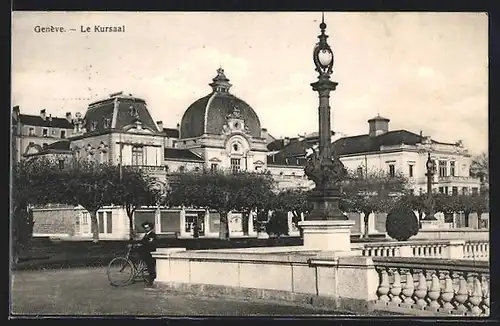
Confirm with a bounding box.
[11,106,75,163]
[13,68,481,239]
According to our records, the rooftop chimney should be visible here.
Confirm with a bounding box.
[176,123,180,130]
[368,115,390,137]
[283,137,290,146]
[156,121,163,132]
[66,112,72,122]
[261,128,268,139]
[40,109,46,120]
[48,114,53,121]
[12,106,20,119]
[419,130,423,143]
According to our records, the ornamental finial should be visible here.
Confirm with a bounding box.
[320,12,326,31]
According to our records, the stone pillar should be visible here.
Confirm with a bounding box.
[248,211,255,237]
[336,256,379,310]
[204,209,210,236]
[442,240,465,259]
[179,208,187,237]
[299,220,355,251]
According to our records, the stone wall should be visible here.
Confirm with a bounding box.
[32,206,76,237]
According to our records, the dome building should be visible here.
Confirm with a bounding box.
[171,68,269,173]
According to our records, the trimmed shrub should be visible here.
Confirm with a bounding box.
[386,204,419,241]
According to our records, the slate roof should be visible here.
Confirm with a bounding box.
[164,148,204,161]
[45,140,71,151]
[269,129,456,166]
[164,128,180,138]
[17,114,74,129]
[180,92,261,139]
[179,70,261,139]
[84,94,160,133]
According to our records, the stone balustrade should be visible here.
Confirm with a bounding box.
[355,240,489,261]
[372,257,489,316]
[152,247,490,316]
[464,241,490,260]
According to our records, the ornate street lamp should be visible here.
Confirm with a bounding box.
[304,13,348,221]
[423,152,437,221]
[299,13,355,252]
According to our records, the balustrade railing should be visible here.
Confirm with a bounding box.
[464,241,489,260]
[357,240,488,261]
[373,257,489,316]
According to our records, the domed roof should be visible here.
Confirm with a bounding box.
[179,68,261,139]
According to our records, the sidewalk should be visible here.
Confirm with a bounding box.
[11,267,352,316]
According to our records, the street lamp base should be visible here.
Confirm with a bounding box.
[299,220,355,251]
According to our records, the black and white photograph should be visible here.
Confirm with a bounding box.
[10,11,489,318]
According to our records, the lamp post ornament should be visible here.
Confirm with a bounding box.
[424,152,437,220]
[304,13,348,221]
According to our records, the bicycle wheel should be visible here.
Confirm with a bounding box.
[136,260,150,283]
[107,257,134,287]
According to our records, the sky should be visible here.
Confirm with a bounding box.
[12,12,488,155]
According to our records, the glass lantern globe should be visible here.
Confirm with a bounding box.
[318,48,333,67]
[426,160,433,170]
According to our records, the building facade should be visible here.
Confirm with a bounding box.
[13,68,481,239]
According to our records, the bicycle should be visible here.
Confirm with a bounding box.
[107,243,150,287]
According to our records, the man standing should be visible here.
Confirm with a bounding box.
[138,221,157,286]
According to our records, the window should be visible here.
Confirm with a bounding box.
[194,167,200,172]
[357,166,364,177]
[58,159,64,170]
[179,166,185,172]
[444,186,449,195]
[408,164,414,177]
[131,146,144,166]
[52,129,56,135]
[409,189,415,195]
[42,143,48,148]
[42,128,48,137]
[388,164,395,178]
[439,187,444,194]
[98,211,113,234]
[438,160,447,177]
[230,158,241,173]
[82,214,88,225]
[452,186,458,196]
[450,161,455,176]
[419,188,423,195]
[60,130,66,139]
[28,127,35,136]
[210,163,217,172]
[472,187,479,195]
[462,187,468,195]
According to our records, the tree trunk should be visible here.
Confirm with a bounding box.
[464,211,470,228]
[128,212,134,240]
[363,211,371,239]
[90,210,99,243]
[418,211,423,229]
[219,211,230,240]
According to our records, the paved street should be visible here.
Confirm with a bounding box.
[11,267,349,316]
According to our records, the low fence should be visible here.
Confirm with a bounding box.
[354,240,489,261]
[372,257,489,316]
[152,247,490,316]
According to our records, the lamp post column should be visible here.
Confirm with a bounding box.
[299,14,355,252]
[423,153,437,221]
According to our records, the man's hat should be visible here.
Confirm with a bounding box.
[141,221,153,228]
